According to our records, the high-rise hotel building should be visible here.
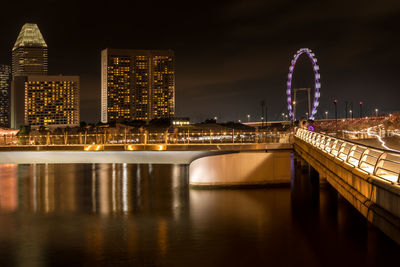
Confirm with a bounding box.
[25,76,80,127]
[0,65,11,128]
[101,49,175,123]
[11,23,80,128]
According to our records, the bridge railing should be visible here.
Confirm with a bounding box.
[0,131,292,146]
[295,128,400,183]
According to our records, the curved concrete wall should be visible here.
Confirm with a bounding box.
[189,151,291,187]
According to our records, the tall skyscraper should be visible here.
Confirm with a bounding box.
[12,23,48,77]
[0,65,11,128]
[24,76,80,127]
[11,23,48,128]
[101,49,175,123]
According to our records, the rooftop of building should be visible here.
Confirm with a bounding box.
[12,23,47,51]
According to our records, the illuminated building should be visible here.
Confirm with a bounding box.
[0,65,11,127]
[11,23,49,128]
[24,76,80,127]
[101,49,175,123]
[12,23,48,77]
[172,117,190,126]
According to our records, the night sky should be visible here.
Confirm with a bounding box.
[1,0,399,123]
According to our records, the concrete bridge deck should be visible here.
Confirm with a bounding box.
[294,128,400,243]
[0,143,293,164]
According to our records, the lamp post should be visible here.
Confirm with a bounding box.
[334,100,337,121]
[349,110,353,120]
[293,101,297,120]
[247,114,250,123]
[325,111,328,119]
[334,99,338,131]
[260,100,265,127]
[375,108,378,117]
[360,101,363,118]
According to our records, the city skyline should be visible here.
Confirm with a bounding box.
[0,1,399,124]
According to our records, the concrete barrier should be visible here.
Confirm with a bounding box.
[189,151,292,187]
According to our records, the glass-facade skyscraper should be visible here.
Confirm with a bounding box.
[101,49,175,123]
[0,65,11,128]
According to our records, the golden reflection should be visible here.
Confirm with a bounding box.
[157,218,168,256]
[0,164,18,212]
[0,164,186,216]
[190,189,270,227]
[85,222,104,262]
[44,164,55,213]
[96,163,133,214]
[91,164,97,213]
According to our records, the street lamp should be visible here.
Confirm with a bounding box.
[333,99,337,121]
[247,114,250,122]
[349,110,352,120]
[325,111,328,119]
[238,119,241,123]
[214,116,218,121]
[375,108,378,117]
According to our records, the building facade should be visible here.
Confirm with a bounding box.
[101,49,175,123]
[11,23,50,129]
[24,76,80,127]
[12,23,48,77]
[0,65,11,128]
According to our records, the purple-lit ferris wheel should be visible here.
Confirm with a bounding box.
[286,48,321,121]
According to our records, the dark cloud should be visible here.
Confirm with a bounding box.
[0,0,399,122]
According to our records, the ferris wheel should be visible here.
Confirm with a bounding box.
[286,48,321,121]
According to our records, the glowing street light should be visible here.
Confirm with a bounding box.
[214,116,218,121]
[375,108,378,117]
[247,114,250,122]
[325,111,328,119]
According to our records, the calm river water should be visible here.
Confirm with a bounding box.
[0,157,398,266]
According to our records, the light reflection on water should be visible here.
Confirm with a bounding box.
[0,162,398,266]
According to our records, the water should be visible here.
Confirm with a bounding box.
[0,159,398,266]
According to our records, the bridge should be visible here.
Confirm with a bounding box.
[0,130,292,164]
[293,128,400,243]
